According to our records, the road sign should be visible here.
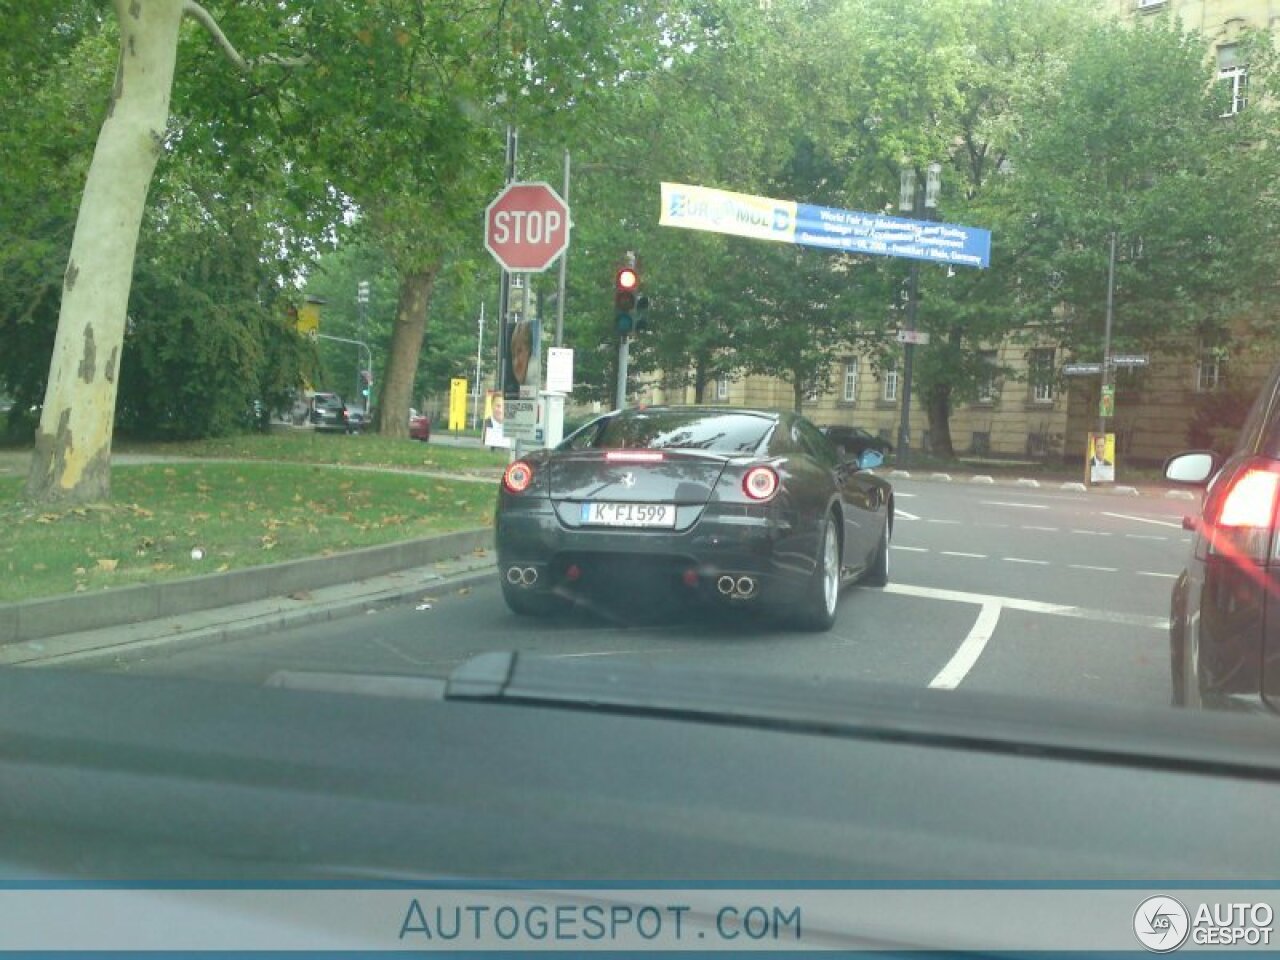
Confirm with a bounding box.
[1063,363,1102,376]
[896,330,931,345]
[546,347,574,394]
[1112,354,1149,368]
[485,182,571,273]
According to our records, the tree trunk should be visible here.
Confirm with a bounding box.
[375,264,439,438]
[926,384,956,459]
[792,376,803,414]
[27,0,184,503]
[693,354,707,404]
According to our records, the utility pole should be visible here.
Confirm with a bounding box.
[472,302,484,431]
[356,280,370,409]
[896,162,940,466]
[555,149,570,348]
[1098,231,1117,438]
[615,252,637,410]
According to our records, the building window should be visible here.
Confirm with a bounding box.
[882,364,899,403]
[1028,347,1055,403]
[715,375,730,401]
[842,360,858,403]
[1196,355,1221,393]
[977,349,999,403]
[1218,46,1247,116]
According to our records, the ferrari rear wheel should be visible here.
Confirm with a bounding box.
[794,514,840,633]
[862,520,890,587]
[500,577,565,617]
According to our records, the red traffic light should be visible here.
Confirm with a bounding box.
[616,267,639,291]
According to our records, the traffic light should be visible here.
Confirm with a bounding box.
[615,265,639,334]
[635,294,651,333]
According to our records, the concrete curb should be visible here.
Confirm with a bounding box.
[0,528,494,646]
[874,468,1187,499]
[10,564,499,669]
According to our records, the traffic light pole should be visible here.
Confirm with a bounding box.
[615,336,630,410]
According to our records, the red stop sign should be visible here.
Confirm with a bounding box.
[485,182,571,273]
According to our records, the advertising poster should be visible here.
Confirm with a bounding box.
[1087,432,1116,485]
[483,390,511,449]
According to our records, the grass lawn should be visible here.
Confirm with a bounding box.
[0,461,495,603]
[120,431,508,473]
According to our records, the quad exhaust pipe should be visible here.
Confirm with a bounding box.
[506,566,539,586]
[716,575,757,599]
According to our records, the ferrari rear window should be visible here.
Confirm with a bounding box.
[593,412,774,454]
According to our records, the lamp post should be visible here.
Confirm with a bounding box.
[896,162,940,466]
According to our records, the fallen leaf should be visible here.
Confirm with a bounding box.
[457,586,472,596]
[151,563,174,572]
[216,563,230,572]
[96,558,119,572]
[74,583,87,593]
[289,590,312,601]
[74,566,86,575]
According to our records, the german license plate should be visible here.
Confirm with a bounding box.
[580,502,676,528]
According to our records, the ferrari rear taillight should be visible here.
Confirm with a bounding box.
[743,466,779,501]
[1202,458,1280,564]
[503,460,534,494]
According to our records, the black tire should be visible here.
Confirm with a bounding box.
[793,513,840,632]
[861,519,890,587]
[500,576,564,617]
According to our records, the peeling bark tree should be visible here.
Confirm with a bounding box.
[26,0,268,503]
[374,265,440,439]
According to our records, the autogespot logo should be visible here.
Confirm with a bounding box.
[1134,896,1191,953]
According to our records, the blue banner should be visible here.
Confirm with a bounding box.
[660,183,991,269]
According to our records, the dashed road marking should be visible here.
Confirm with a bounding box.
[929,603,1001,690]
[1137,571,1179,579]
[1071,529,1112,536]
[1102,511,1184,530]
[981,501,1049,510]
[924,519,962,525]
[1125,534,1167,541]
[891,545,928,553]
[1023,525,1059,532]
[1070,564,1118,573]
[1003,557,1049,565]
[941,551,987,559]
[896,509,921,521]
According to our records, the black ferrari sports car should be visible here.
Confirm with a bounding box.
[495,406,894,631]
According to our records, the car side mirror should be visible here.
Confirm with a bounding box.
[857,449,884,470]
[1164,450,1220,486]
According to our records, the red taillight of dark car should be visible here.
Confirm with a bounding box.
[1200,457,1280,565]
[743,465,780,501]
[503,460,535,494]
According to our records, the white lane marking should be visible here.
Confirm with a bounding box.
[1137,571,1179,579]
[1071,529,1112,536]
[882,582,1167,630]
[941,551,987,559]
[1023,525,1059,532]
[891,545,928,553]
[975,523,1010,529]
[1125,534,1168,541]
[924,519,961,525]
[896,509,921,520]
[553,649,681,659]
[980,501,1050,510]
[894,492,918,498]
[1102,511,1184,530]
[1069,564,1118,573]
[1003,557,1049,565]
[929,603,1001,690]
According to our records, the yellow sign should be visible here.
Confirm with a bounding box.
[1087,432,1116,485]
[660,182,798,245]
[449,378,468,432]
[295,300,321,338]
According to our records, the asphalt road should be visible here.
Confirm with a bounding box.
[81,477,1194,711]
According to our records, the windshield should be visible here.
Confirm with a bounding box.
[5,0,1280,898]
[591,411,774,454]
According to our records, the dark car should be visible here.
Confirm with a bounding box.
[309,393,349,433]
[1167,360,1280,711]
[495,406,893,630]
[822,424,894,460]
